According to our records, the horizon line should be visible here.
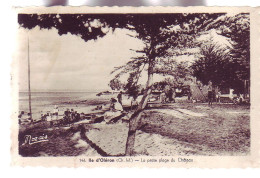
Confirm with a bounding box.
[18,89,113,93]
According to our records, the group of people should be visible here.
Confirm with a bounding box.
[40,107,82,126]
[20,95,126,126]
[18,111,32,124]
[207,81,228,105]
[62,109,81,124]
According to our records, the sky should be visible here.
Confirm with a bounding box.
[16,26,144,92]
[15,23,232,92]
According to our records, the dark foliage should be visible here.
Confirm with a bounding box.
[191,14,249,93]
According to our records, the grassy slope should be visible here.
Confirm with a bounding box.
[140,103,250,155]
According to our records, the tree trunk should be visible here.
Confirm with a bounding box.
[125,67,153,156]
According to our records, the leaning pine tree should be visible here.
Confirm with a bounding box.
[19,13,227,156]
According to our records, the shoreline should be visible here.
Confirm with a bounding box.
[19,91,117,121]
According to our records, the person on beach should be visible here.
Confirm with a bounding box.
[53,105,59,116]
[63,109,70,124]
[111,98,123,112]
[94,105,103,110]
[75,111,81,122]
[187,87,192,101]
[160,91,167,103]
[45,113,54,126]
[168,88,173,102]
[208,81,214,106]
[104,98,124,123]
[216,90,221,103]
[70,109,75,123]
[26,113,32,123]
[168,87,176,103]
[172,89,176,103]
[53,112,58,121]
[41,114,45,121]
[18,111,24,119]
[117,91,123,105]
[18,111,25,124]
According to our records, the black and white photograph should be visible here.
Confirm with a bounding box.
[15,8,251,160]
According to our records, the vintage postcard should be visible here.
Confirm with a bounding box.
[11,6,260,167]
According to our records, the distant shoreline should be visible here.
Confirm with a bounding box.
[19,91,102,93]
[18,91,115,121]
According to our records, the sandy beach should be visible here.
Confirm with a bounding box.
[19,98,250,157]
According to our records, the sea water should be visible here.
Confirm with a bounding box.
[19,91,114,121]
